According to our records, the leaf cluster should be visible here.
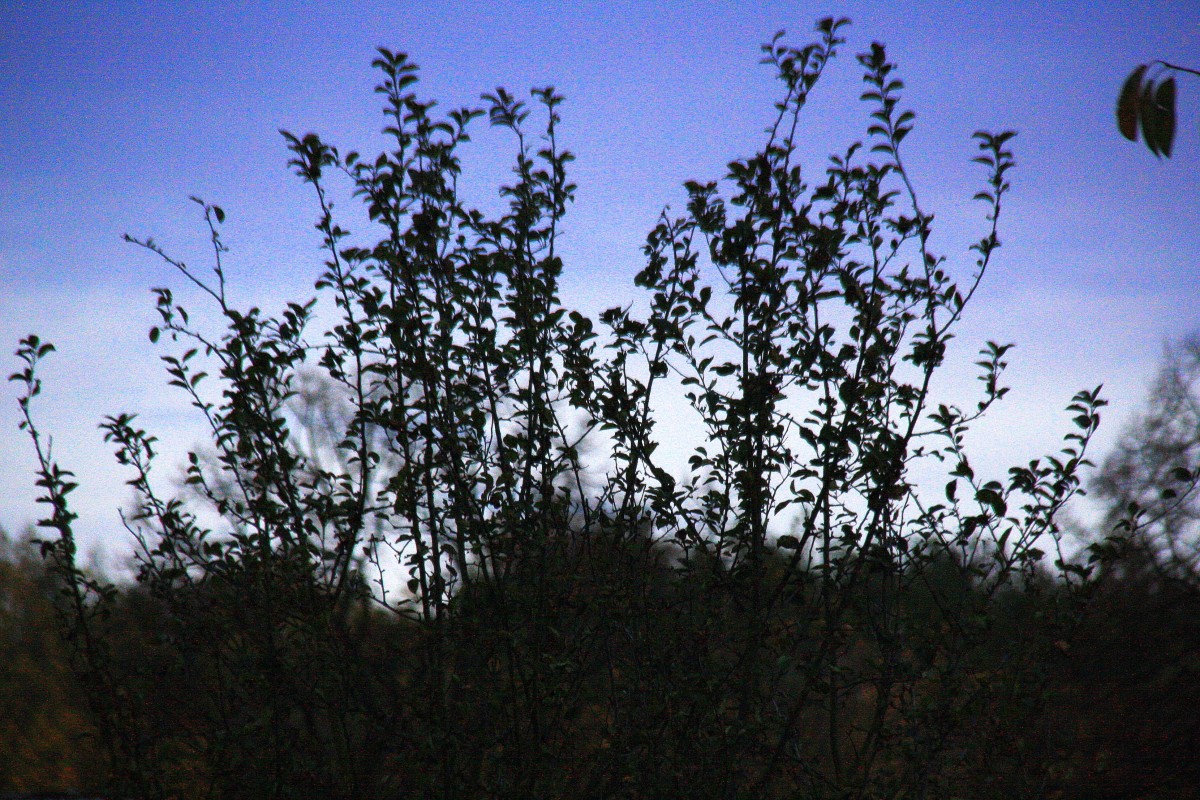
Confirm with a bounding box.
[1116,60,1200,158]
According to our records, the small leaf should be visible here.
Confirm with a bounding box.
[712,362,738,377]
[1117,64,1146,142]
[1141,80,1163,157]
[976,487,1006,517]
[1155,76,1176,157]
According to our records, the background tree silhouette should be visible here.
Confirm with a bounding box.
[1091,333,1200,586]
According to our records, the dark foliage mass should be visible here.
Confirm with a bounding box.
[10,18,1198,800]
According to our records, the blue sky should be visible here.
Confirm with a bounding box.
[2,0,1197,558]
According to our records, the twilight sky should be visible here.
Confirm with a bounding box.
[2,1,1197,561]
